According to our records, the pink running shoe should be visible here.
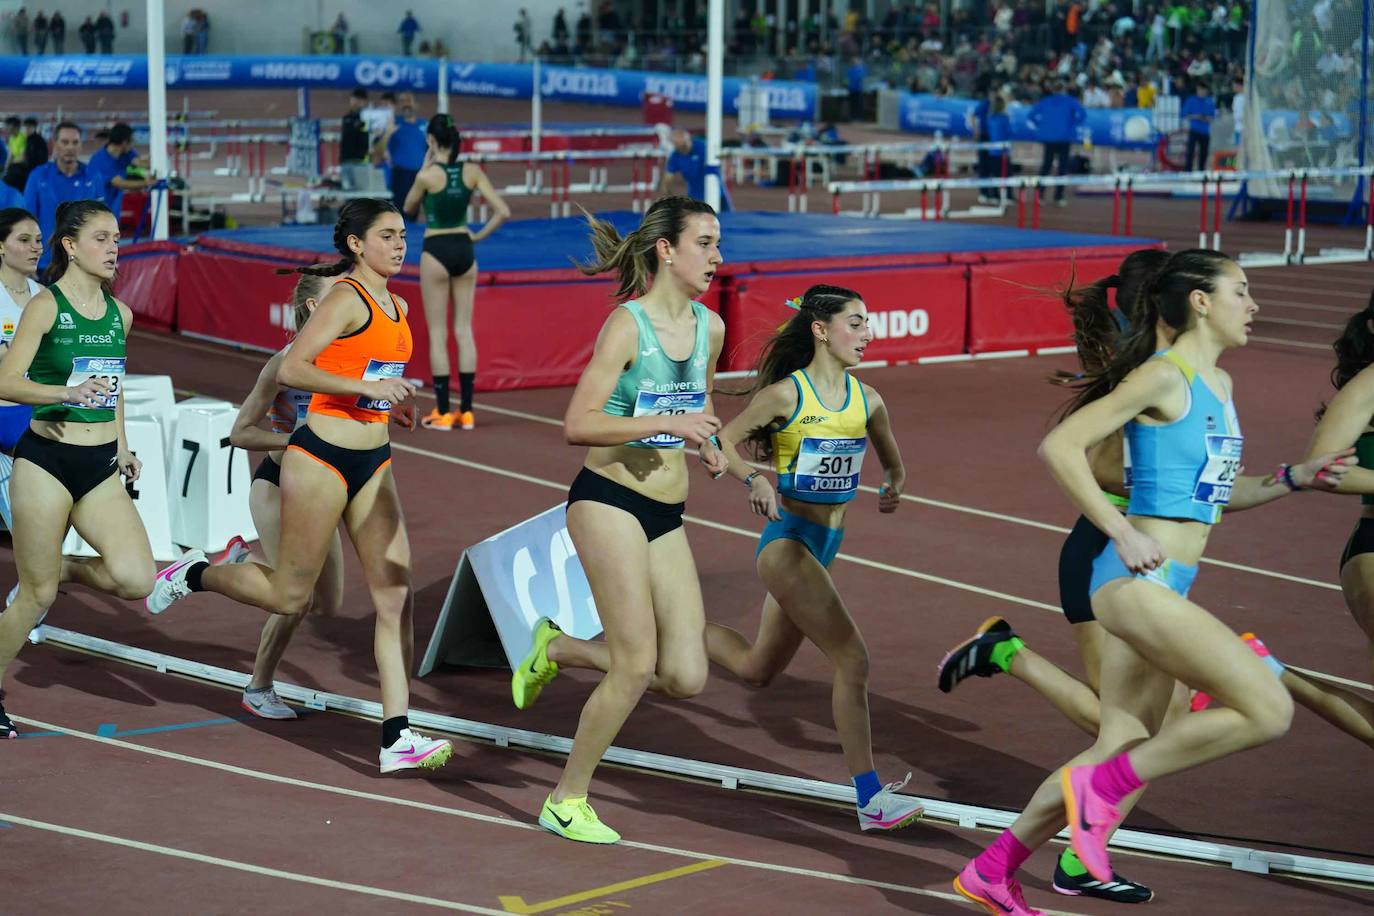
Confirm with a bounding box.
[213,535,252,566]
[1190,632,1275,711]
[1061,765,1123,884]
[953,860,1046,916]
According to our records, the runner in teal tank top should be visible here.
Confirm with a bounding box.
[507,196,727,845]
[402,114,511,431]
[0,200,155,740]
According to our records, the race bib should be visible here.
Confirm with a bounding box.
[1192,434,1243,506]
[65,355,126,410]
[632,389,705,447]
[794,436,867,496]
[356,358,407,411]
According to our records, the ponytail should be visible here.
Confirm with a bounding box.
[285,197,400,279]
[427,114,462,164]
[1050,248,1171,388]
[575,196,717,303]
[744,284,862,462]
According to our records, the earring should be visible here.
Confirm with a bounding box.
[665,258,673,264]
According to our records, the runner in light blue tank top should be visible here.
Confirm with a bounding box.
[601,298,712,449]
[954,250,1354,915]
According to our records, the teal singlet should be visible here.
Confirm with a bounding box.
[602,300,711,450]
[422,162,473,229]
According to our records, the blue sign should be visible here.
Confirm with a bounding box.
[898,92,1159,150]
[0,54,816,119]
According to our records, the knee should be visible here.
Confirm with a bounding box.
[611,657,657,695]
[740,665,778,689]
[267,588,313,617]
[831,639,871,685]
[113,566,155,601]
[1247,686,1294,744]
[659,665,708,699]
[26,582,59,611]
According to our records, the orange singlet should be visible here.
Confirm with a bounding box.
[309,277,413,423]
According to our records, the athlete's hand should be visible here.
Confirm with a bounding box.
[364,378,417,406]
[117,449,142,484]
[749,474,781,521]
[65,377,110,408]
[1114,527,1165,574]
[698,442,728,478]
[662,412,721,447]
[1293,447,1357,491]
[878,471,904,513]
[391,402,417,430]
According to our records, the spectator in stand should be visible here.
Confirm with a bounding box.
[19,118,48,176]
[22,121,100,269]
[181,10,197,54]
[398,10,420,56]
[78,15,95,53]
[195,10,210,54]
[1082,78,1111,108]
[331,12,349,53]
[1028,79,1085,206]
[32,10,47,53]
[94,10,113,53]
[8,8,29,55]
[1182,80,1215,172]
[87,122,152,217]
[847,57,866,120]
[51,10,69,53]
[384,92,427,211]
[515,8,533,61]
[3,117,24,189]
[1231,75,1245,146]
[553,7,568,46]
[339,88,372,191]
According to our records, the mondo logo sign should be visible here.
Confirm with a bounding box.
[869,309,930,339]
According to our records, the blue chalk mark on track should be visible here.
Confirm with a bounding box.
[24,716,254,739]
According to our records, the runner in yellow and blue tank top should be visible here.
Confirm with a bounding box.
[0,200,156,739]
[221,271,345,722]
[402,115,510,431]
[703,284,924,834]
[507,197,728,845]
[953,250,1353,916]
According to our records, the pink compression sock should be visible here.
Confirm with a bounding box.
[1089,752,1146,807]
[972,829,1034,882]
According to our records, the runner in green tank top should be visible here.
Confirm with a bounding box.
[402,114,511,431]
[507,197,727,844]
[0,200,155,740]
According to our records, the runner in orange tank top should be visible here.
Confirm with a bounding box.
[145,199,454,774]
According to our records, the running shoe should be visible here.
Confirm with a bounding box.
[213,535,252,566]
[1052,849,1154,903]
[145,549,207,615]
[857,771,925,831]
[512,617,562,710]
[242,686,298,720]
[459,410,476,431]
[1189,632,1280,712]
[937,616,1022,693]
[0,690,16,739]
[379,727,454,774]
[539,794,621,844]
[420,408,456,431]
[1061,764,1123,884]
[953,860,1045,916]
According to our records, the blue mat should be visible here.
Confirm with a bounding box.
[197,211,1151,274]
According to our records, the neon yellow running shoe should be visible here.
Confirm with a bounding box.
[538,794,621,844]
[512,617,562,710]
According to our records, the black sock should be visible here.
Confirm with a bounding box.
[186,561,210,592]
[433,375,451,415]
[458,372,475,413]
[382,715,409,748]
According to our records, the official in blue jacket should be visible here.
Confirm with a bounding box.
[1028,82,1086,205]
[1181,82,1217,173]
[22,121,101,270]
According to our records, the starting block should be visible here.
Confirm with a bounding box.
[420,503,603,675]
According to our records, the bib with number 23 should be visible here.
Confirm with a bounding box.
[1193,434,1242,506]
[65,355,126,410]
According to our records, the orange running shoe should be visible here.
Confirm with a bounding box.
[421,408,456,430]
[459,410,475,430]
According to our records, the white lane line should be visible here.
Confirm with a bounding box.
[157,337,1344,594]
[8,717,1058,913]
[1255,316,1344,330]
[1250,336,1333,351]
[0,812,507,914]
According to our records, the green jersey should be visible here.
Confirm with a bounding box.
[422,163,473,230]
[30,285,126,424]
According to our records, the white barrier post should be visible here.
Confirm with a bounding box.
[124,374,178,458]
[61,415,178,562]
[168,398,257,553]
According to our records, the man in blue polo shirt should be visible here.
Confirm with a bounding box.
[1028,80,1086,207]
[87,121,152,217]
[661,129,707,199]
[1182,81,1216,173]
[23,121,101,270]
[384,92,428,212]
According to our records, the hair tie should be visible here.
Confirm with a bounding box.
[1103,274,1122,289]
[784,296,803,310]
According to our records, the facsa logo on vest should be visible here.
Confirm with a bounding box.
[541,68,619,98]
[867,308,930,340]
[79,334,115,345]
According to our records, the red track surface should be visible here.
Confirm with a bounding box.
[4,87,1374,914]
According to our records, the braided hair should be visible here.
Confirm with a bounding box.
[286,197,402,278]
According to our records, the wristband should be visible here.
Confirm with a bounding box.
[743,470,761,488]
[1276,463,1301,492]
[707,435,722,450]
